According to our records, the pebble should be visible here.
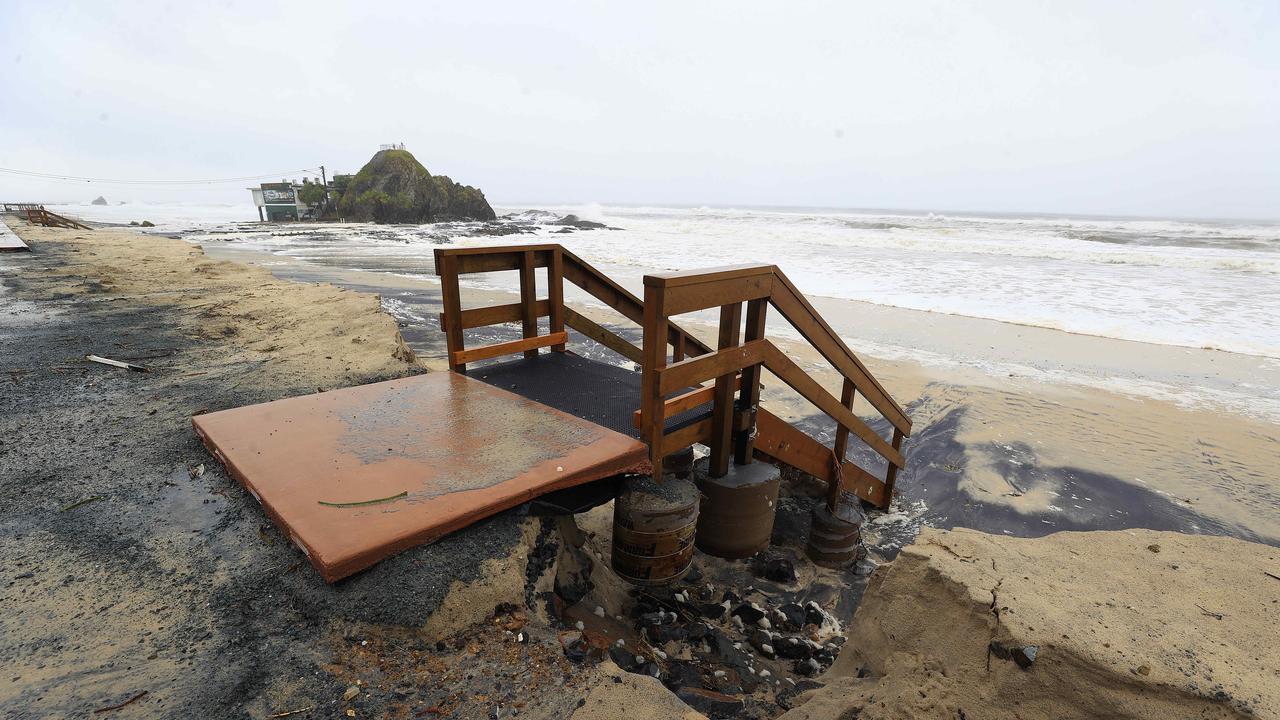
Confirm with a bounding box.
[575,621,585,631]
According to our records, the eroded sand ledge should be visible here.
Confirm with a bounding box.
[783,528,1279,720]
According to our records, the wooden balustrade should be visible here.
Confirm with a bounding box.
[19,206,91,230]
[640,264,911,510]
[434,244,912,511]
[433,244,708,373]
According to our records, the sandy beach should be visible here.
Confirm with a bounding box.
[3,219,1278,719]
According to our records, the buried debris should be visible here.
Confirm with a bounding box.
[93,690,148,714]
[268,707,315,719]
[85,354,149,372]
[59,495,105,512]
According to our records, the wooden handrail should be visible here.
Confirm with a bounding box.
[433,244,712,372]
[451,332,568,365]
[649,338,904,469]
[640,263,912,510]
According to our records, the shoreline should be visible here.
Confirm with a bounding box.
[195,233,1280,426]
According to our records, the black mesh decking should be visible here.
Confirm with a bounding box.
[470,352,708,439]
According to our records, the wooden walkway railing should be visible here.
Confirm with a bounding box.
[639,264,911,510]
[16,205,92,230]
[434,244,911,511]
[434,244,710,374]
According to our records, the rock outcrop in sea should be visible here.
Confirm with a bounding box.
[91,196,108,205]
[337,148,495,223]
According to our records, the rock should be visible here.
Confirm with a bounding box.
[638,611,665,627]
[608,645,640,672]
[794,658,823,677]
[774,679,825,710]
[139,220,155,227]
[686,622,712,641]
[675,687,744,718]
[663,661,704,691]
[804,601,827,627]
[559,631,589,663]
[778,602,807,630]
[731,602,766,624]
[342,686,360,701]
[695,602,727,620]
[751,551,797,583]
[989,640,1038,669]
[814,646,837,666]
[749,629,775,657]
[336,148,495,223]
[774,636,812,660]
[91,196,108,205]
[552,214,613,230]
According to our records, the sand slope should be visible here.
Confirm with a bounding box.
[12,223,418,388]
[783,528,1279,719]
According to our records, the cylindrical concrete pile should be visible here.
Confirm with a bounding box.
[806,500,865,568]
[694,461,781,559]
[611,474,699,586]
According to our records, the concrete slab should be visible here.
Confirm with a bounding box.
[193,372,649,582]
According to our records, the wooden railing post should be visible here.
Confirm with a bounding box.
[884,428,905,502]
[832,378,855,462]
[439,253,466,373]
[519,250,539,358]
[828,378,857,508]
[640,281,668,472]
[709,302,743,478]
[734,298,767,465]
[548,247,566,352]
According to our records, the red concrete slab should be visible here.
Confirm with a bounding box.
[193,372,648,582]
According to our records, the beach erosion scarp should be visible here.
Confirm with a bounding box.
[782,528,1279,720]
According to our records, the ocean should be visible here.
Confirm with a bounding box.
[48,200,1280,359]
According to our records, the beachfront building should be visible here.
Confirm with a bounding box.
[248,180,322,222]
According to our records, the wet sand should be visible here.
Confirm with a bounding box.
[201,240,1280,550]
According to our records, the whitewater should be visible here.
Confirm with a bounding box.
[46,201,1280,358]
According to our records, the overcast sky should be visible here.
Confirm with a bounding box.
[1,1,1276,218]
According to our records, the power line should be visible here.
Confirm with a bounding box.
[0,166,325,186]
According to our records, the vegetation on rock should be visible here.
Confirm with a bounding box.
[336,149,495,223]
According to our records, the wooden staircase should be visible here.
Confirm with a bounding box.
[435,244,911,512]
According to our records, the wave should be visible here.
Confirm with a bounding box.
[137,201,1280,359]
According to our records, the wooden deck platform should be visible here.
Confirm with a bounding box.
[193,371,648,582]
[0,219,30,252]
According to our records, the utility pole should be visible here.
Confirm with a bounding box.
[319,165,329,216]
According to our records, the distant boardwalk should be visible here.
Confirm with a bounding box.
[0,217,31,252]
